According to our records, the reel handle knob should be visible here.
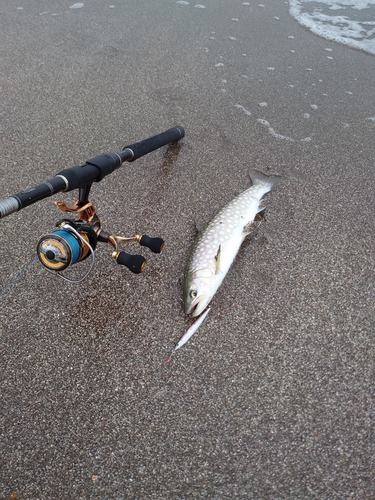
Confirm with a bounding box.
[139,235,165,254]
[114,251,146,274]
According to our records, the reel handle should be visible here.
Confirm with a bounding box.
[139,235,164,254]
[114,251,146,274]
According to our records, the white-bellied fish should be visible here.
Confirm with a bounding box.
[184,169,281,317]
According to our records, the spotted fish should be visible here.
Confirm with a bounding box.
[184,169,281,317]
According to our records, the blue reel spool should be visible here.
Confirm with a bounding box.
[37,225,93,271]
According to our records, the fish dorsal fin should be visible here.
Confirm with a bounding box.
[214,245,221,274]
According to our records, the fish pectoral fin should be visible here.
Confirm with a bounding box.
[214,245,221,274]
[257,205,266,214]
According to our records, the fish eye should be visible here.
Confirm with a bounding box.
[189,290,197,299]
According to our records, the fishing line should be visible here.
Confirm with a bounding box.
[0,256,39,297]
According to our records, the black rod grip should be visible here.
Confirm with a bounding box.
[13,176,68,209]
[123,126,185,162]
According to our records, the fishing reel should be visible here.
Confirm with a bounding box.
[37,219,97,272]
[36,197,164,282]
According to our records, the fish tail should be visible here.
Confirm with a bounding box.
[249,169,281,189]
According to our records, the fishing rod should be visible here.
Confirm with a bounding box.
[0,126,185,281]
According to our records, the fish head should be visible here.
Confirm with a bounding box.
[184,269,215,317]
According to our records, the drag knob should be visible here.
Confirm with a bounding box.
[114,251,146,273]
[139,235,165,254]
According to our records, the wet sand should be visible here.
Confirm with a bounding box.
[1,1,374,498]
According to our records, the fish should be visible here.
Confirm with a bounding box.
[184,169,281,317]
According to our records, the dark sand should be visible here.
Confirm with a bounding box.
[1,1,374,498]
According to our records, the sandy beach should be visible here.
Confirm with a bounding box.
[1,1,374,498]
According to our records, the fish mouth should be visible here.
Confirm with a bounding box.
[190,303,199,315]
[186,297,207,317]
[185,302,198,316]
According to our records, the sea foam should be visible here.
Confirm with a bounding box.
[289,0,375,55]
